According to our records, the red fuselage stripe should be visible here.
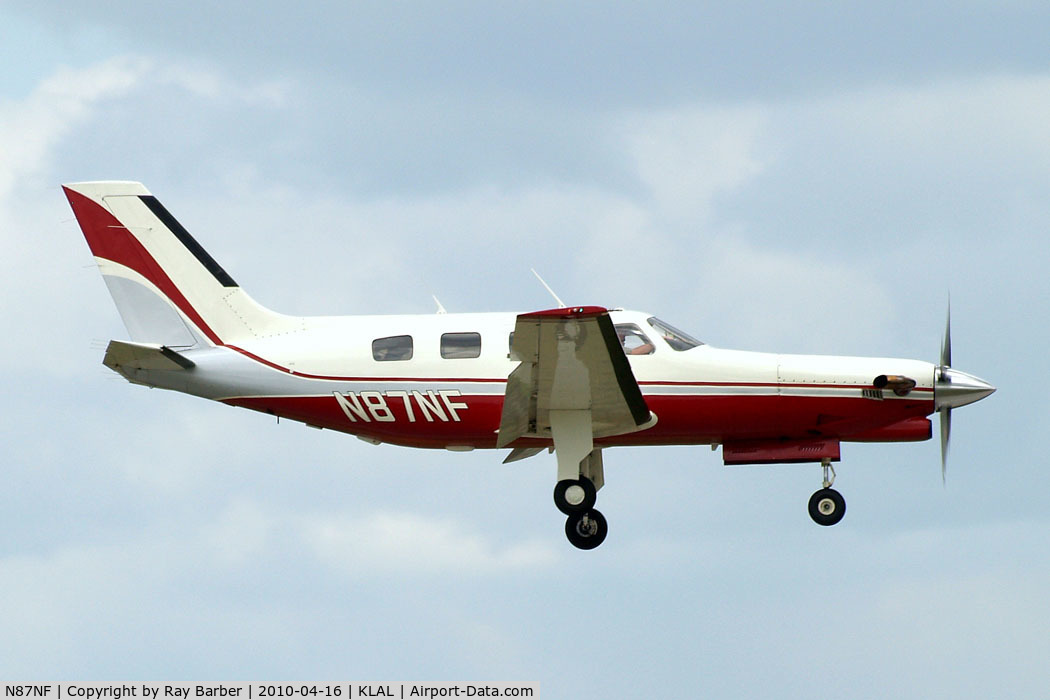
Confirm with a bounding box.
[223,392,934,450]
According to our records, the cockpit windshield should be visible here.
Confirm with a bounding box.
[647,317,703,351]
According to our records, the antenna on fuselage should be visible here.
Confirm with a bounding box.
[432,295,448,314]
[531,269,566,308]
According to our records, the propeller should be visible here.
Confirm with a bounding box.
[937,303,952,483]
[933,300,995,483]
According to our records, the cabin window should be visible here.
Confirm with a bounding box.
[614,324,655,355]
[441,332,482,359]
[647,317,703,351]
[372,335,413,361]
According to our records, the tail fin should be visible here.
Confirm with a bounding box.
[64,181,294,347]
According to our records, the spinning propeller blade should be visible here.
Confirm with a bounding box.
[939,303,952,484]
[939,401,951,484]
[933,301,995,483]
[941,301,952,369]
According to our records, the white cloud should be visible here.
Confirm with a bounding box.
[819,73,1050,164]
[0,57,296,381]
[201,499,274,567]
[1,26,1046,691]
[595,73,1050,352]
[623,105,768,223]
[304,511,560,576]
[694,235,896,351]
[149,61,291,106]
[0,56,150,202]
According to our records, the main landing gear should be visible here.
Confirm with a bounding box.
[554,476,607,550]
[808,458,846,526]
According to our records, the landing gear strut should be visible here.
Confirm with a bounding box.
[808,458,846,526]
[547,406,607,549]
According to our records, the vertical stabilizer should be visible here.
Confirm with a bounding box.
[64,181,296,346]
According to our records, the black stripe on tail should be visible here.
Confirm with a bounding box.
[139,195,239,288]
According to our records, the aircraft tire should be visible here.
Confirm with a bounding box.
[553,476,597,515]
[565,509,608,550]
[808,488,846,526]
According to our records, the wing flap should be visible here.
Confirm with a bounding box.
[497,306,650,448]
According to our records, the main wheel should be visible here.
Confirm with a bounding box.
[553,476,597,515]
[808,488,846,526]
[565,509,608,550]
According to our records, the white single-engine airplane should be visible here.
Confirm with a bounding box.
[64,181,995,549]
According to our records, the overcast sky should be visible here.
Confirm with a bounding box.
[0,2,1044,697]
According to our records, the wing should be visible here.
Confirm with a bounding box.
[497,306,651,449]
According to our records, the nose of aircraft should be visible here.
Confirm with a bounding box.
[935,368,996,410]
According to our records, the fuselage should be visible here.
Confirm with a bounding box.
[122,308,938,451]
[65,180,996,543]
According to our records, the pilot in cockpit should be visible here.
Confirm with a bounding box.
[615,324,655,355]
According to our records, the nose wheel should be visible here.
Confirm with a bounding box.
[808,488,846,526]
[808,459,846,526]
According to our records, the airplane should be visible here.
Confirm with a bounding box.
[63,181,996,550]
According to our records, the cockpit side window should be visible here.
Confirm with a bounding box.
[647,317,703,351]
[372,335,413,361]
[614,324,655,355]
[441,332,482,359]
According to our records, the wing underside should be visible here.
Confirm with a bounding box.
[497,306,651,449]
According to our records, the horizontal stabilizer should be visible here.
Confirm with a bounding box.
[103,339,195,373]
